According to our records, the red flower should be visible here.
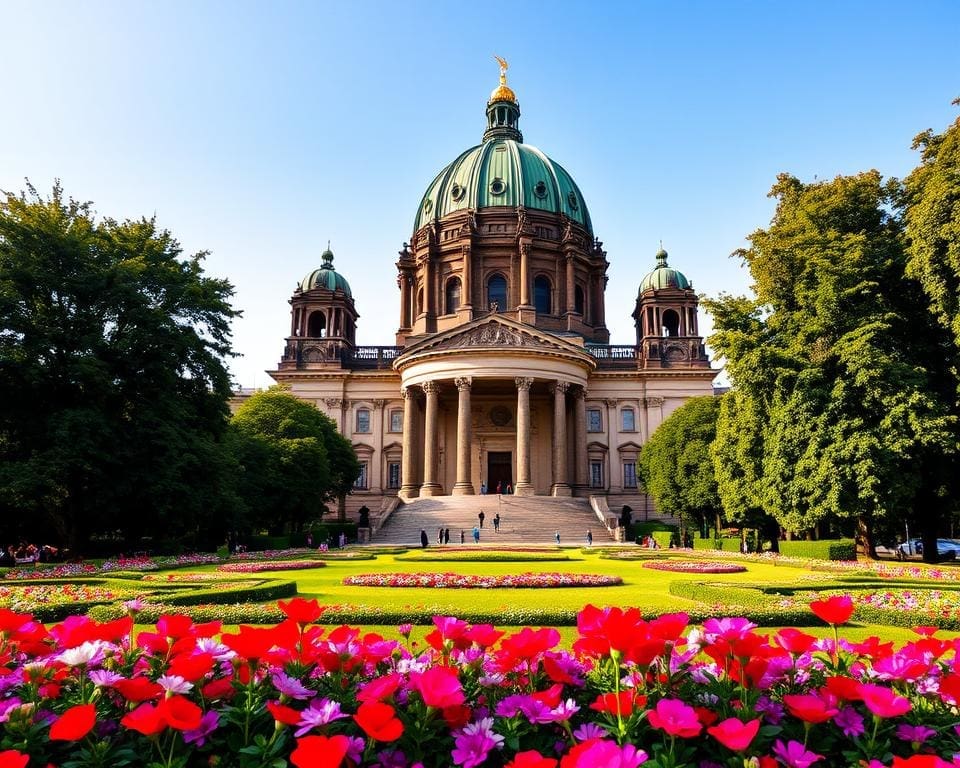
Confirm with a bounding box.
[201,677,235,701]
[774,628,817,655]
[357,673,403,703]
[809,595,855,625]
[159,696,204,731]
[506,750,559,768]
[156,614,195,639]
[783,693,839,724]
[278,598,325,625]
[113,677,164,702]
[573,605,646,659]
[49,703,96,741]
[221,624,297,662]
[707,717,760,751]
[891,757,954,768]
[290,734,350,768]
[167,652,215,683]
[859,683,912,718]
[121,702,166,736]
[0,750,29,768]
[267,700,302,726]
[589,690,644,716]
[647,698,702,738]
[353,701,403,742]
[824,676,863,702]
[410,666,464,708]
[441,704,473,729]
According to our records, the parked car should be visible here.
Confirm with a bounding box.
[896,538,960,560]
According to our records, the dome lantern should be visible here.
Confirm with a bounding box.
[639,246,691,293]
[483,56,522,143]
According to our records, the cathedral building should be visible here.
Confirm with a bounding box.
[267,63,715,518]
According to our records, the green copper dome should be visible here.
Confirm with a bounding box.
[299,247,352,296]
[414,67,592,234]
[639,248,691,292]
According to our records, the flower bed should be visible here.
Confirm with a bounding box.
[642,561,747,574]
[0,583,137,611]
[218,560,327,573]
[1,596,959,768]
[342,572,621,588]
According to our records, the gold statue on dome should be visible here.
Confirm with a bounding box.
[494,55,508,79]
[490,55,516,103]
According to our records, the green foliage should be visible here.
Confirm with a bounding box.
[777,540,857,561]
[229,389,361,535]
[0,183,238,553]
[637,396,721,527]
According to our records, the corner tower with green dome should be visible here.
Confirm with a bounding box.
[396,59,609,345]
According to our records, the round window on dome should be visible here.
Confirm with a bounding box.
[490,178,507,196]
[533,180,548,199]
[423,198,433,214]
[567,192,579,211]
[450,183,465,202]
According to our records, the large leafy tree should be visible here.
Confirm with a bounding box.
[707,172,960,558]
[637,395,722,541]
[0,183,239,552]
[229,388,359,534]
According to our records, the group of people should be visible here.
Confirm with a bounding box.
[479,482,513,495]
[0,542,60,566]
[476,511,502,531]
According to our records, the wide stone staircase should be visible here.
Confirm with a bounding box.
[370,495,613,546]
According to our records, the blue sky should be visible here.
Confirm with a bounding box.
[3,1,959,388]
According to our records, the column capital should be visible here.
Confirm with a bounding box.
[401,386,416,400]
[422,381,440,395]
[454,376,472,391]
[604,398,618,408]
[372,399,386,409]
[324,398,344,409]
[515,377,534,391]
[549,381,571,396]
[573,385,587,400]
[645,396,664,407]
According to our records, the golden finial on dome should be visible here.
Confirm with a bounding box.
[490,55,517,103]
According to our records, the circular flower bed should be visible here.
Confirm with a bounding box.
[642,561,747,574]
[218,560,326,573]
[342,572,621,588]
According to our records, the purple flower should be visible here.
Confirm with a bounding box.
[0,697,23,724]
[295,697,347,736]
[157,674,193,694]
[833,707,865,738]
[397,623,413,638]
[772,739,824,768]
[347,736,365,764]
[88,669,123,687]
[573,722,608,741]
[183,710,219,747]
[373,748,409,768]
[754,696,785,725]
[896,723,936,744]
[452,718,504,768]
[271,671,314,700]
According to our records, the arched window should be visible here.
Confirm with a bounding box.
[445,277,461,314]
[417,287,424,316]
[307,311,326,338]
[662,309,680,337]
[534,276,552,314]
[487,274,507,311]
[575,285,585,316]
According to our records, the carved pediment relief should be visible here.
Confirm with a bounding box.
[428,319,570,353]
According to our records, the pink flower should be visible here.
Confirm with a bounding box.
[859,683,912,718]
[410,666,465,708]
[559,738,648,767]
[646,698,702,738]
[772,739,824,768]
[452,718,504,768]
[706,717,760,751]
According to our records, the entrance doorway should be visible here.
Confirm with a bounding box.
[487,451,512,494]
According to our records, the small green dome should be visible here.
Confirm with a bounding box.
[639,248,691,292]
[415,139,592,234]
[299,247,352,296]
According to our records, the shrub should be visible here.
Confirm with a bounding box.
[776,539,857,561]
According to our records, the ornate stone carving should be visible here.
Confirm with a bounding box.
[645,396,664,408]
[421,381,439,395]
[324,398,344,409]
[372,399,386,408]
[514,377,533,391]
[448,322,537,348]
[604,398,618,408]
[573,386,587,400]
[550,382,571,396]
[400,386,415,400]
[454,377,472,391]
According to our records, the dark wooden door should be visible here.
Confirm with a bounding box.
[487,452,512,493]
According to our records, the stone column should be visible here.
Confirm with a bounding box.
[398,274,410,328]
[514,377,534,496]
[420,381,442,496]
[452,377,474,495]
[573,386,588,493]
[399,387,419,499]
[519,241,531,306]
[550,381,572,496]
[565,253,576,313]
[461,245,472,310]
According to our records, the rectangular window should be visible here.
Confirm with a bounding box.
[590,461,604,488]
[623,462,637,489]
[355,408,370,433]
[388,462,401,490]
[587,408,603,433]
[354,462,368,490]
[621,408,636,432]
[389,410,403,432]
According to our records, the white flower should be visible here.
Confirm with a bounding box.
[157,674,193,694]
[58,641,106,667]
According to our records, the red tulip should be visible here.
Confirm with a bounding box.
[809,595,855,625]
[707,717,760,751]
[49,703,96,741]
[647,698,702,738]
[290,734,350,768]
[506,750,559,768]
[859,683,912,718]
[353,701,403,742]
[121,702,167,736]
[0,750,29,768]
[410,666,464,708]
[278,598,325,625]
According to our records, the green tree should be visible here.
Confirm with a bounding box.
[230,388,359,533]
[0,183,238,552]
[637,395,722,542]
[707,172,960,559]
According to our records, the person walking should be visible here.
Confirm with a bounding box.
[438,528,444,545]
[493,513,501,532]
[478,510,485,528]
[420,529,428,548]
[460,529,465,544]
[506,483,512,494]
[444,528,450,545]
[586,529,593,547]
[473,526,480,544]
[480,482,487,495]
[496,481,502,494]
[555,530,561,545]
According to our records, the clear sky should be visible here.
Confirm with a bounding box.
[3,1,959,388]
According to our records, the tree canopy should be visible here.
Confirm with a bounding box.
[0,183,239,552]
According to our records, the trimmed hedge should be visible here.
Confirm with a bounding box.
[777,540,857,561]
[693,538,741,553]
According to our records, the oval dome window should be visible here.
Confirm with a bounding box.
[490,178,507,196]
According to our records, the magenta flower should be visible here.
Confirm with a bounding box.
[559,738,647,767]
[572,722,607,741]
[647,698,702,738]
[833,707,865,738]
[452,718,504,768]
[895,723,936,744]
[271,671,314,700]
[294,698,348,736]
[772,739,824,768]
[183,710,219,746]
